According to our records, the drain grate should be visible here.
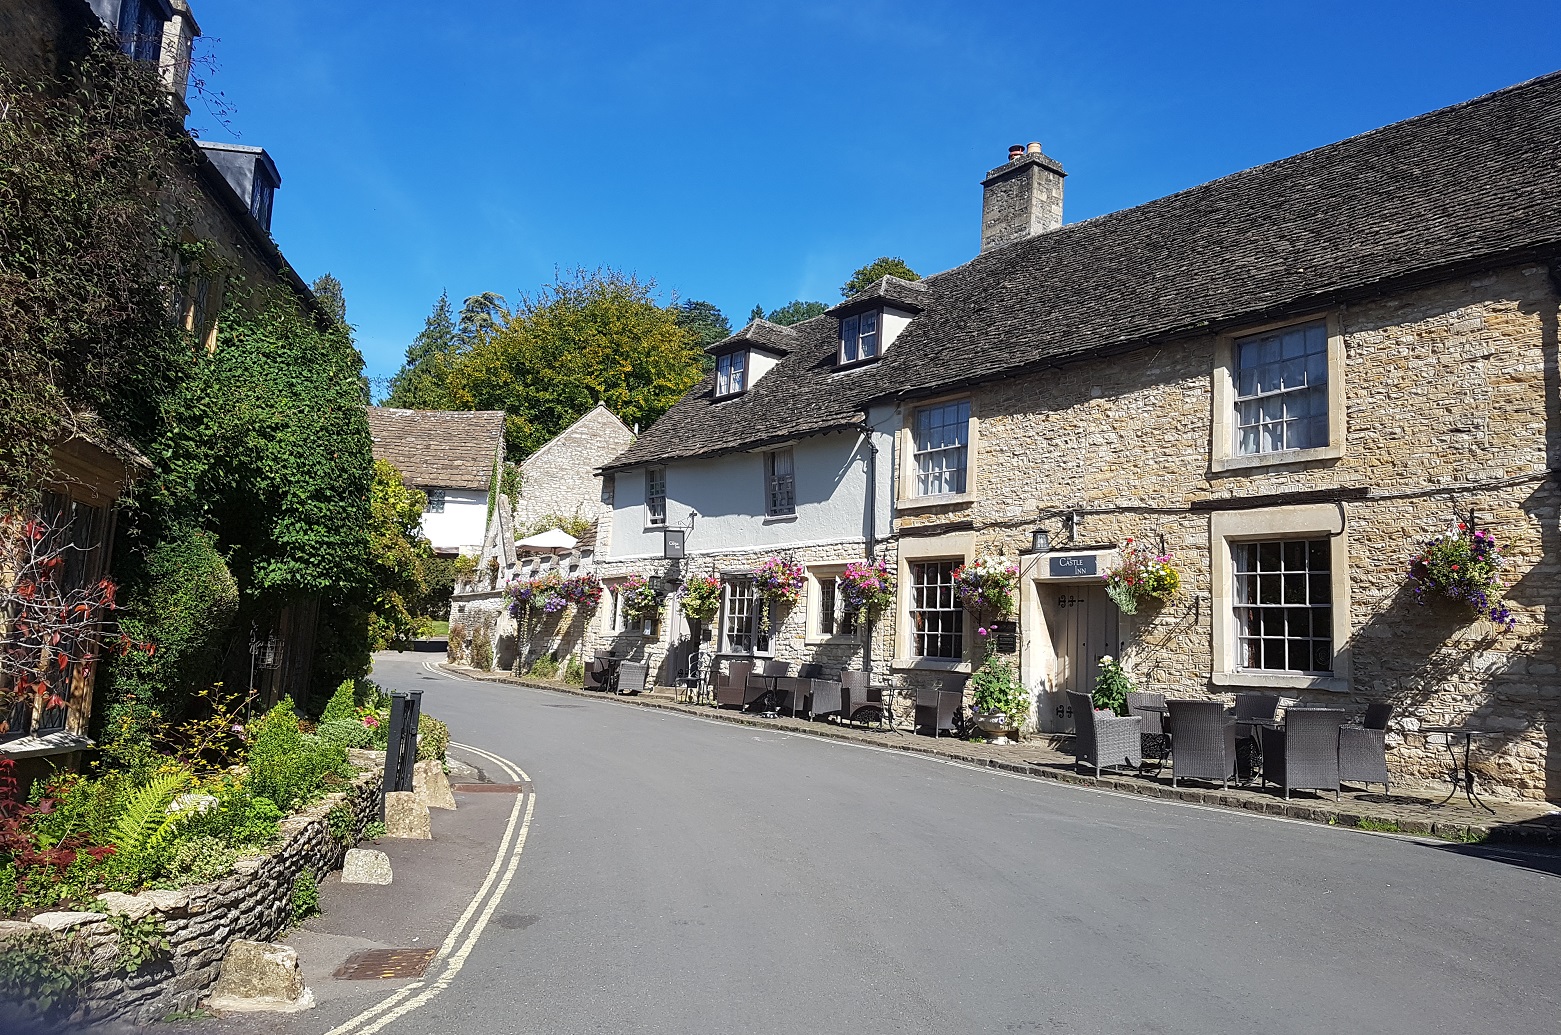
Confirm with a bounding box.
[451,782,528,793]
[333,948,437,980]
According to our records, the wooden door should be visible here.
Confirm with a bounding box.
[1053,586,1119,699]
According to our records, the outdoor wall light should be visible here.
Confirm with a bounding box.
[1031,527,1052,553]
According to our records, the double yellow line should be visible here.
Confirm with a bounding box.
[324,741,535,1035]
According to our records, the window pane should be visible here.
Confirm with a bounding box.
[859,311,879,358]
[819,580,836,636]
[1233,320,1329,456]
[1233,537,1333,674]
[841,315,859,362]
[911,561,963,659]
[731,351,746,392]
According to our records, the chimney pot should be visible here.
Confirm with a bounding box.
[1007,144,1024,161]
[980,141,1066,253]
[1026,141,1043,155]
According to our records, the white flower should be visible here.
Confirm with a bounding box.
[1098,655,1114,665]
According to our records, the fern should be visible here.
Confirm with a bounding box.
[109,773,189,860]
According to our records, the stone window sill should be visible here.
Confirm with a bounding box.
[1211,444,1343,474]
[1210,670,1349,694]
[897,493,974,514]
[891,657,972,674]
[762,513,798,524]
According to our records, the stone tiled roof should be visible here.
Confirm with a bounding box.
[606,71,1561,472]
[826,275,929,316]
[704,318,799,356]
[365,407,505,490]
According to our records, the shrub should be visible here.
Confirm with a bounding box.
[563,655,584,686]
[245,700,349,813]
[317,718,374,750]
[321,679,358,722]
[447,623,468,664]
[471,625,493,671]
[1092,655,1133,716]
[0,930,92,1015]
[155,835,240,888]
[417,714,450,762]
[528,653,559,679]
[290,871,319,923]
[970,655,1030,726]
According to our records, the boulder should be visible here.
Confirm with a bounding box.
[383,791,431,839]
[340,848,393,885]
[413,758,457,810]
[97,892,155,920]
[0,919,38,944]
[206,940,315,1014]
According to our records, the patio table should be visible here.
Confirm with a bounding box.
[1420,726,1502,813]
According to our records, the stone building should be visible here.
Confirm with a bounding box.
[512,402,634,538]
[0,0,331,767]
[596,73,1561,800]
[365,408,506,556]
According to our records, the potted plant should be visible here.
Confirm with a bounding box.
[678,572,722,639]
[1091,655,1132,716]
[953,555,1019,617]
[1102,539,1180,615]
[560,572,604,614]
[968,652,1030,744]
[1407,523,1516,629]
[621,574,664,629]
[839,558,894,622]
[753,556,805,631]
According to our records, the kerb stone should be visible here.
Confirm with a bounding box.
[414,758,457,810]
[206,940,315,1014]
[383,791,431,839]
[340,848,393,885]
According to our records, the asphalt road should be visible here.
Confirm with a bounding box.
[368,651,1560,1035]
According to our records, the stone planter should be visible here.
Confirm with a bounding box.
[975,711,1014,745]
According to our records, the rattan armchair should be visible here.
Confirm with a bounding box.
[1165,699,1238,789]
[1066,691,1142,778]
[915,677,967,739]
[713,659,753,709]
[1339,702,1393,793]
[615,662,649,697]
[1262,707,1346,799]
[805,678,842,720]
[840,670,883,727]
[1125,691,1170,767]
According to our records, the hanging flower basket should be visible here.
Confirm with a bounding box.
[621,574,665,623]
[839,558,894,620]
[678,573,722,624]
[1102,539,1181,615]
[953,555,1018,617]
[559,572,603,613]
[754,557,805,608]
[1407,524,1515,629]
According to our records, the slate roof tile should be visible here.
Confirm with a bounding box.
[365,407,505,490]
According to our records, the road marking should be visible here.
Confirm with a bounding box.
[324,741,535,1035]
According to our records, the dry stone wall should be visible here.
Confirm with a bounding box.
[0,769,380,1030]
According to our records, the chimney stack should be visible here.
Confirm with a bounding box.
[980,141,1065,253]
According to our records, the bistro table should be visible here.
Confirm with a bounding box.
[753,672,788,718]
[1420,726,1502,813]
[591,652,623,694]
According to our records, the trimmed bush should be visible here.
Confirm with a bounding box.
[320,679,357,722]
[417,715,450,762]
[245,700,349,812]
[317,718,374,750]
[471,625,493,671]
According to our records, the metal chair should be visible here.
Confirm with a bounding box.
[1166,699,1237,789]
[1262,707,1347,799]
[1340,703,1393,793]
[1125,691,1169,770]
[615,662,649,697]
[1066,691,1143,778]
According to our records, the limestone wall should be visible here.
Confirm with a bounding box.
[901,264,1559,799]
[0,768,380,1029]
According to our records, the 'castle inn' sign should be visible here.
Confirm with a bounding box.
[1047,554,1098,579]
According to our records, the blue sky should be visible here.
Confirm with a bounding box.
[192,1,1561,393]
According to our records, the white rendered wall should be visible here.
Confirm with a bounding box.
[606,425,894,561]
[421,488,488,554]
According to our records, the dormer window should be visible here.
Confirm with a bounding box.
[116,0,171,64]
[840,310,880,365]
[716,350,748,397]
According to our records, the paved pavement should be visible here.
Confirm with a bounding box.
[196,651,1561,1034]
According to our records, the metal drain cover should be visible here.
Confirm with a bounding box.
[333,948,437,980]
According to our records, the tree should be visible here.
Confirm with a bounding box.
[673,300,732,350]
[457,292,509,346]
[439,268,705,459]
[384,291,460,408]
[311,273,348,329]
[766,300,827,326]
[841,256,920,297]
[364,461,434,650]
[748,303,765,323]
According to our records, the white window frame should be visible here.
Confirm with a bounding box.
[645,467,666,527]
[718,576,773,656]
[1212,313,1345,473]
[838,308,881,365]
[715,349,748,397]
[806,565,858,644]
[905,398,973,500]
[425,488,446,514]
[765,448,795,518]
[1210,504,1350,693]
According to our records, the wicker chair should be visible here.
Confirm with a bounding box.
[914,680,966,738]
[1066,691,1142,778]
[1125,691,1170,767]
[1232,692,1281,779]
[840,670,883,727]
[760,659,791,677]
[1339,703,1393,793]
[616,662,649,697]
[1165,699,1237,789]
[1262,707,1346,799]
[713,660,753,709]
[805,678,843,720]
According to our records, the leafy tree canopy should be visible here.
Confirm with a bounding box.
[365,460,434,650]
[673,299,732,350]
[311,273,348,330]
[439,268,705,458]
[841,256,920,297]
[766,300,827,326]
[748,303,765,323]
